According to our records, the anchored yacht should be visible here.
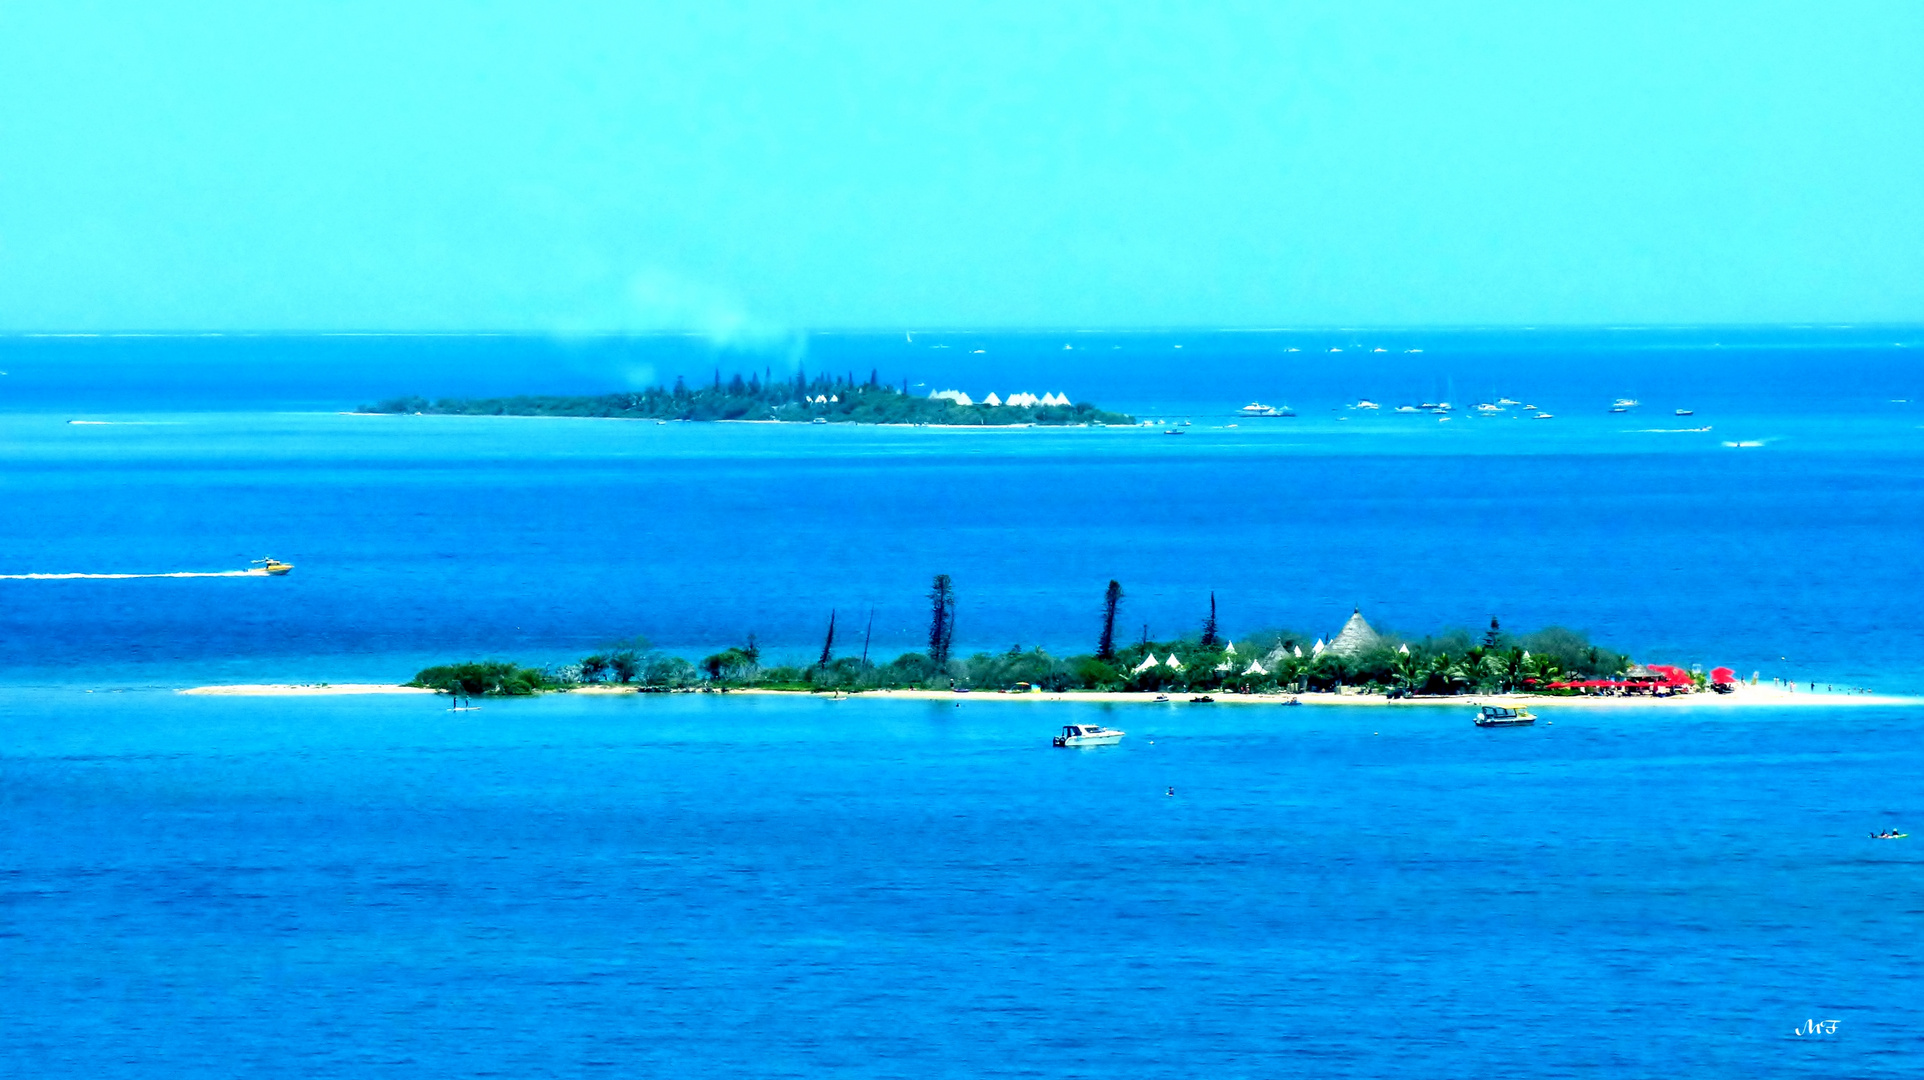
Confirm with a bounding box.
[1053,723,1126,747]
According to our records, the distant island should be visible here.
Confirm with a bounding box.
[362,369,1136,426]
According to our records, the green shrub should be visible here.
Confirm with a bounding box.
[409,661,554,696]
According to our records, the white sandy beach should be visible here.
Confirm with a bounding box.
[175,683,1912,706]
[773,685,1915,708]
[178,684,437,696]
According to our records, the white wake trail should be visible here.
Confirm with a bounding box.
[0,569,272,580]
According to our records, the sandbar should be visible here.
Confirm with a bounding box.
[178,684,436,696]
[171,684,1912,706]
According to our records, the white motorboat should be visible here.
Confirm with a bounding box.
[1474,705,1536,727]
[1239,402,1294,417]
[1053,723,1126,747]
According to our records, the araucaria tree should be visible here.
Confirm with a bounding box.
[1199,592,1221,649]
[1097,580,1124,660]
[928,574,956,666]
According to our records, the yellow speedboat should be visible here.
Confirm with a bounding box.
[254,557,294,576]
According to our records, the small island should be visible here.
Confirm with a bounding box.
[387,585,1874,705]
[362,369,1137,426]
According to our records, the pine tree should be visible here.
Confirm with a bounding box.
[928,574,956,666]
[1200,592,1221,649]
[1097,580,1123,660]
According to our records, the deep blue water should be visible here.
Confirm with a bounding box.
[4,693,1921,1076]
[3,332,1922,1075]
[1,409,1921,689]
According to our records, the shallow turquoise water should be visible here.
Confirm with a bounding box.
[4,692,1919,1076]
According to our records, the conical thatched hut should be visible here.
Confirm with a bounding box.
[1327,608,1381,658]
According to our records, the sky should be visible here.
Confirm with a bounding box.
[1,1,1921,332]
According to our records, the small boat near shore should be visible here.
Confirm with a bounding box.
[1474,705,1536,727]
[1053,723,1125,747]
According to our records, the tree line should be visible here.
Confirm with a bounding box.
[362,369,1135,426]
[408,576,1633,696]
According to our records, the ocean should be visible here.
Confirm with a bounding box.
[2,329,1921,1075]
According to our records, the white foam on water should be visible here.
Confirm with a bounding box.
[0,569,271,580]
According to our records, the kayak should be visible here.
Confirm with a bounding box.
[1871,833,1909,840]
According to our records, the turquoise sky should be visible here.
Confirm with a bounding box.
[2,2,1920,331]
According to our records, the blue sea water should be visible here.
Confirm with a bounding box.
[5,693,1921,1076]
[3,330,1922,1075]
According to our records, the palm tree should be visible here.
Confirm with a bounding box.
[1391,651,1429,694]
[1478,653,1509,693]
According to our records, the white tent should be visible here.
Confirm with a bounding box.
[828,394,839,403]
[928,389,973,406]
[983,392,1002,406]
[1397,643,1410,655]
[1311,639,1326,658]
[1224,641,1237,656]
[1164,655,1185,671]
[1244,660,1267,676]
[1132,654,1161,674]
[1214,660,1232,673]
[1293,644,1305,658]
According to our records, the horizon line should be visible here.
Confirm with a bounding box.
[5,321,1923,340]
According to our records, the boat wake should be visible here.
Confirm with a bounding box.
[0,569,274,580]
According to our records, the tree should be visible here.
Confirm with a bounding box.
[1391,650,1428,693]
[1199,592,1221,649]
[1097,580,1123,660]
[580,653,610,683]
[818,609,837,668]
[928,574,956,666]
[1483,616,1502,650]
[409,660,551,696]
[744,633,761,667]
[610,649,642,684]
